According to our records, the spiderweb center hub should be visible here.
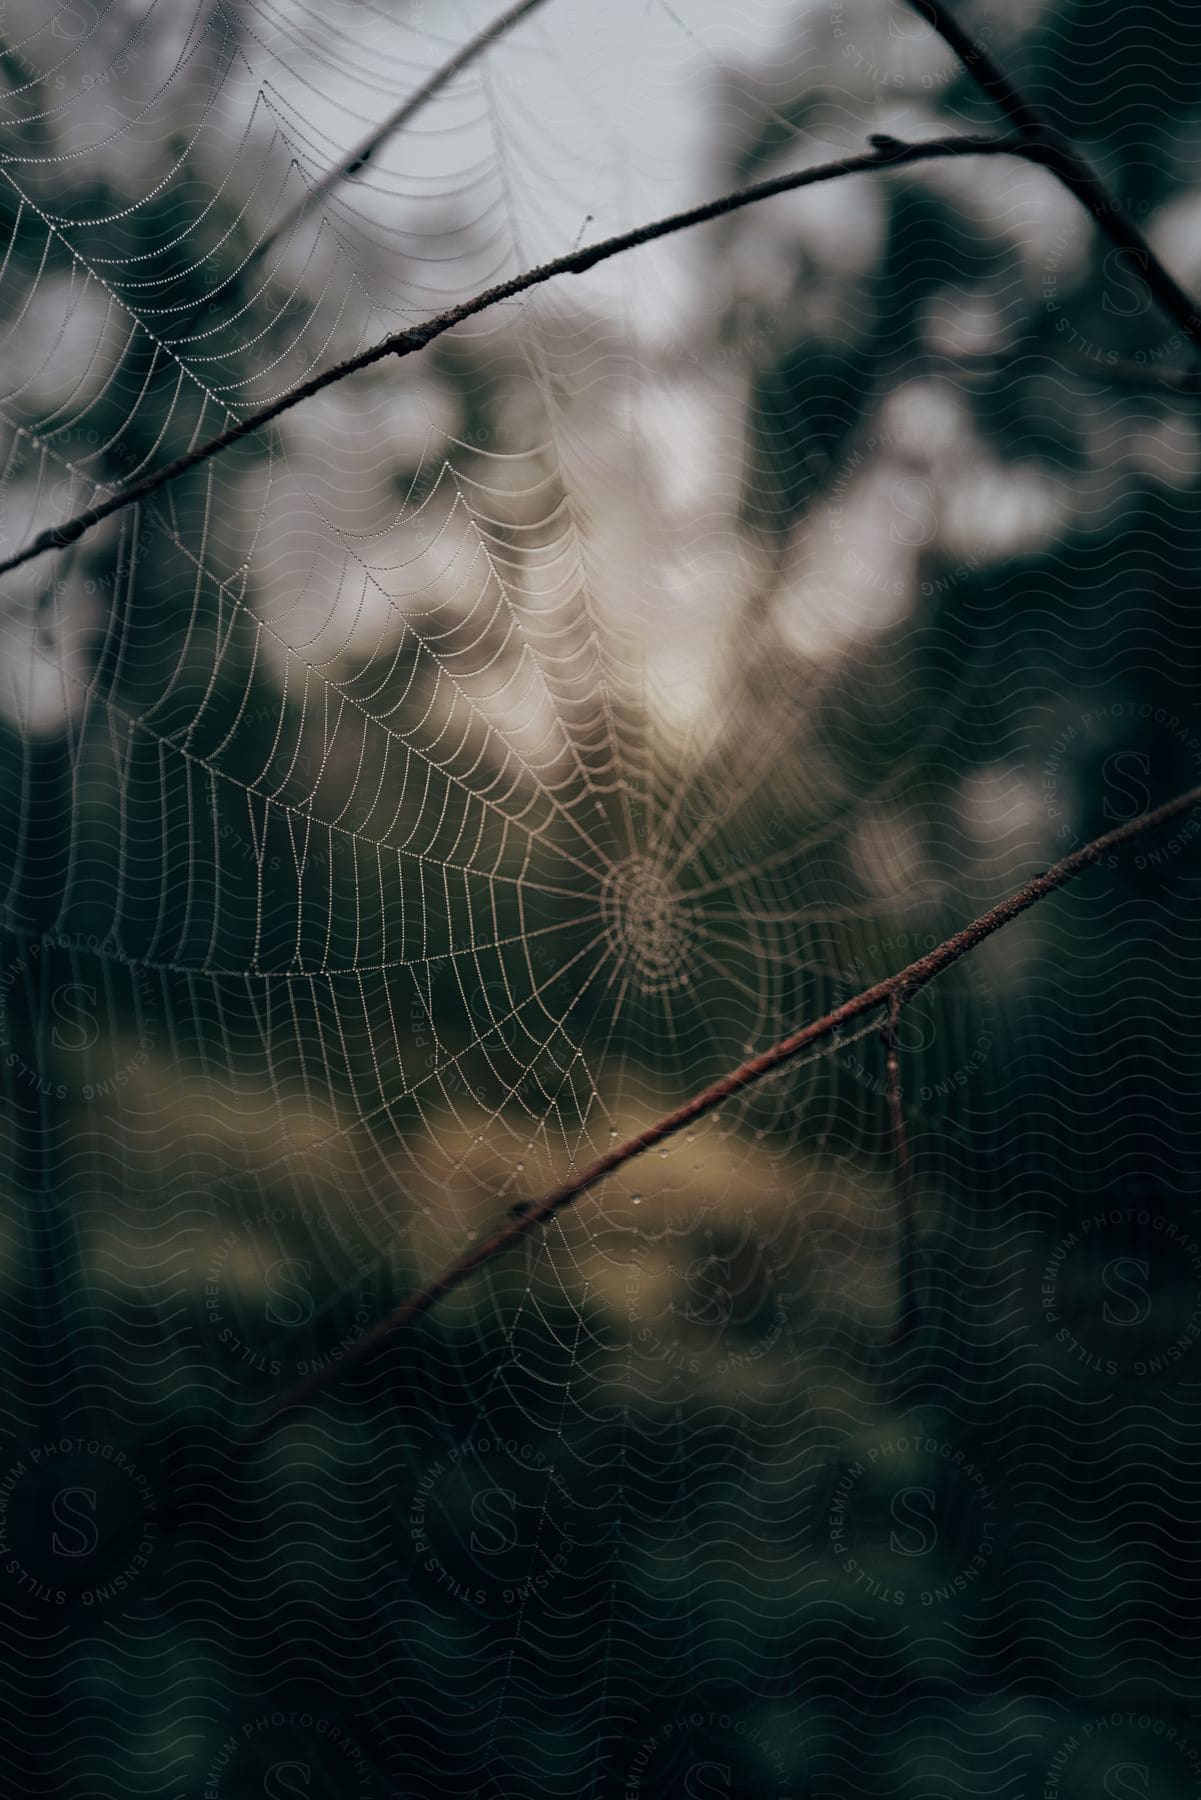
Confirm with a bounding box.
[601,855,692,993]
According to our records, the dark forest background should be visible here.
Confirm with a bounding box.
[0,1,1199,1795]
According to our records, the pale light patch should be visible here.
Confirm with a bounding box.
[779,485,914,664]
[0,271,122,419]
[764,156,888,278]
[848,806,924,903]
[958,763,1050,983]
[636,370,745,520]
[877,379,970,458]
[923,288,1009,358]
[938,458,1066,562]
[960,762,1045,846]
[0,601,92,736]
[1128,416,1201,488]
[1148,189,1201,292]
[0,483,108,735]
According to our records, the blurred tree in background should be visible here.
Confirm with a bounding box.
[0,1,1199,1795]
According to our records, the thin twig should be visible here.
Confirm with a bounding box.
[882,991,918,1342]
[261,777,1201,1429]
[906,0,1201,356]
[0,132,1025,580]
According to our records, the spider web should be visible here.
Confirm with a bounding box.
[2,3,1200,1797]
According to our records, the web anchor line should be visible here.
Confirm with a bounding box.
[881,990,918,1343]
[258,777,1201,1432]
[254,0,553,265]
[162,0,554,344]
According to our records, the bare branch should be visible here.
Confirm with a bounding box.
[0,132,1021,580]
[5,14,1200,579]
[10,22,1200,590]
[906,0,1201,356]
[262,776,1201,1430]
